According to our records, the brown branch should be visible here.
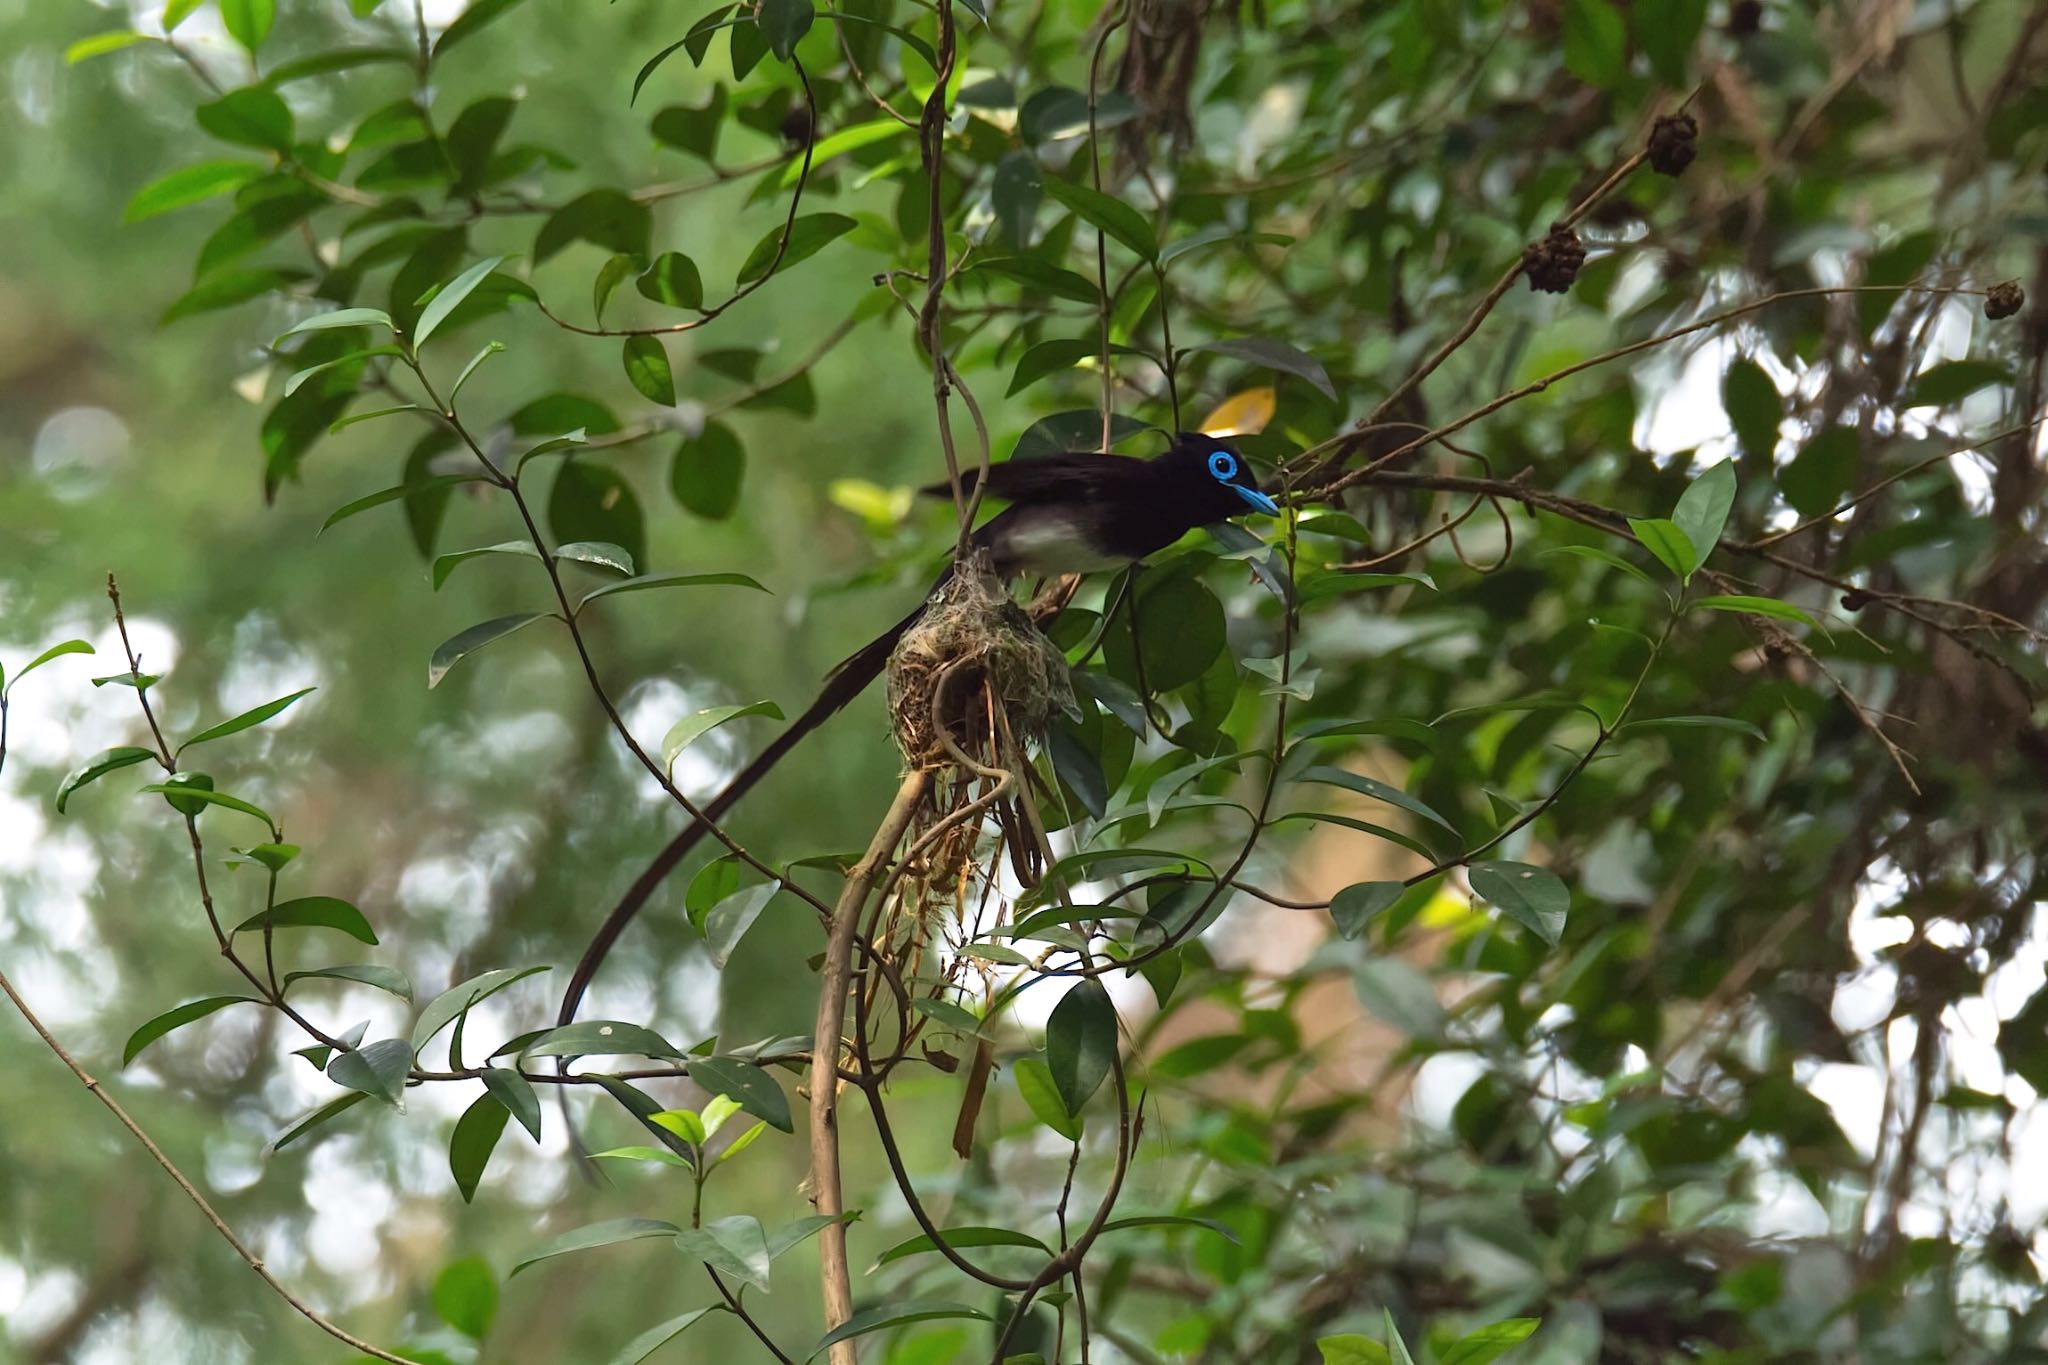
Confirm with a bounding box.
[810,768,933,1362]
[0,965,419,1364]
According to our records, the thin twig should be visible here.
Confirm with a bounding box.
[0,966,418,1365]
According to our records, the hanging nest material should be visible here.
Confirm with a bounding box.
[864,551,1074,991]
[885,551,1073,768]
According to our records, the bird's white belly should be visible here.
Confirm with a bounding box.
[999,511,1132,576]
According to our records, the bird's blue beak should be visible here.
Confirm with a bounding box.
[1234,484,1281,516]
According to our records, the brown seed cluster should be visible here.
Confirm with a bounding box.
[1984,280,2024,321]
[1648,112,1699,177]
[1523,224,1587,294]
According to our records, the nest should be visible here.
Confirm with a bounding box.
[885,551,1073,768]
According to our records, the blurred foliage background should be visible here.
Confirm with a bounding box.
[2,0,2046,1362]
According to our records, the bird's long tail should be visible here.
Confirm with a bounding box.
[555,564,954,1031]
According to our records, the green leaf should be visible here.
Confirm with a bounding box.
[66,30,151,63]
[1014,1055,1081,1140]
[1100,1213,1241,1242]
[415,256,507,346]
[1438,1318,1542,1365]
[124,160,261,222]
[284,964,413,999]
[593,253,642,323]
[264,43,413,84]
[1633,0,1705,85]
[219,0,274,53]
[162,269,302,328]
[237,896,379,945]
[1105,572,1225,692]
[432,1257,499,1340]
[231,841,299,871]
[1331,882,1403,939]
[735,212,858,285]
[636,253,703,311]
[178,687,314,755]
[991,149,1042,247]
[768,1213,853,1261]
[517,1020,686,1061]
[163,0,205,29]
[1301,765,1458,833]
[548,461,645,569]
[606,1308,721,1365]
[555,541,634,575]
[968,256,1099,305]
[675,1215,772,1291]
[322,474,489,532]
[759,0,814,60]
[1385,1310,1420,1365]
[137,782,276,830]
[483,1067,542,1141]
[1351,957,1447,1039]
[428,612,550,688]
[513,427,590,473]
[1318,1334,1391,1365]
[1045,979,1117,1117]
[412,966,550,1050]
[1691,594,1825,632]
[811,1302,992,1358]
[450,1094,510,1201]
[688,1056,793,1132]
[1562,0,1627,86]
[1627,516,1697,581]
[432,540,543,590]
[1467,861,1570,945]
[591,1144,692,1167]
[277,307,395,343]
[7,638,94,695]
[577,571,767,609]
[1615,714,1766,740]
[779,117,909,186]
[285,346,404,398]
[650,89,727,160]
[329,403,425,434]
[1042,177,1157,261]
[123,996,258,1066]
[622,336,676,405]
[434,0,529,57]
[1907,359,2010,408]
[1188,337,1337,401]
[671,421,745,519]
[699,882,777,966]
[1778,426,1858,519]
[534,189,651,264]
[1671,459,1736,565]
[270,1091,367,1152]
[1545,544,1656,586]
[196,87,294,152]
[54,746,155,813]
[1722,358,1781,460]
[662,702,784,772]
[872,1226,1051,1270]
[512,1218,680,1275]
[328,1038,413,1107]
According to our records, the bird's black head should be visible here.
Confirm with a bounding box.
[1161,431,1281,520]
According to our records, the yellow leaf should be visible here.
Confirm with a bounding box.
[1200,386,1276,437]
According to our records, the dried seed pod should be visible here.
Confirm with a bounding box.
[1984,280,2024,321]
[1522,224,1587,294]
[1647,112,1699,177]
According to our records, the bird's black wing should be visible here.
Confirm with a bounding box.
[918,451,1150,504]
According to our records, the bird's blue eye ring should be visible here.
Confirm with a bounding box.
[1207,450,1238,480]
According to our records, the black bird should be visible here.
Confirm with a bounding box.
[557,431,1278,1028]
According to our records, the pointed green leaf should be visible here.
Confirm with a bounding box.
[735,213,857,285]
[1671,459,1736,565]
[1042,177,1157,261]
[322,474,490,532]
[284,964,413,999]
[412,966,550,1050]
[54,746,155,813]
[872,1226,1051,1270]
[416,256,507,345]
[577,572,767,609]
[688,1056,793,1132]
[662,702,784,772]
[328,1038,413,1107]
[270,1091,368,1152]
[1691,594,1826,632]
[1013,1055,1080,1140]
[1045,979,1117,1117]
[178,687,315,755]
[606,1307,721,1365]
[450,1093,510,1201]
[1467,861,1569,945]
[1330,882,1403,939]
[621,335,675,405]
[674,1215,771,1291]
[123,996,259,1066]
[237,896,378,944]
[428,612,550,687]
[125,160,263,223]
[512,1218,680,1275]
[1627,516,1697,581]
[1187,336,1336,401]
[636,253,704,310]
